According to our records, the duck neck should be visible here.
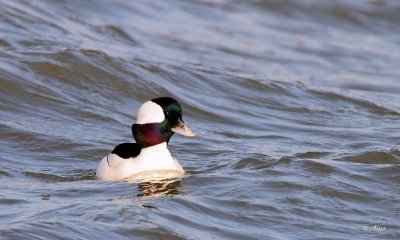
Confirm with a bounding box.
[132,123,174,148]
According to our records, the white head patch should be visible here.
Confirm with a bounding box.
[136,101,165,124]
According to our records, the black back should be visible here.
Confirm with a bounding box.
[111,143,141,159]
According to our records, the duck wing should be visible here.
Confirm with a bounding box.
[111,143,142,158]
[106,143,142,168]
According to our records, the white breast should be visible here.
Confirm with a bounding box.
[96,142,185,181]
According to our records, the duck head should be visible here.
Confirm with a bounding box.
[132,97,196,148]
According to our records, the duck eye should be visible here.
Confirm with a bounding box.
[166,111,171,117]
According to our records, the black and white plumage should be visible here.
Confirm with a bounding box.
[96,97,196,181]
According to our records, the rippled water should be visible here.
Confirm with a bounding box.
[1,0,399,239]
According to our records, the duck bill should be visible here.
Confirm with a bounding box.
[172,119,196,137]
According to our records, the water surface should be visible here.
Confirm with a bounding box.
[0,0,399,239]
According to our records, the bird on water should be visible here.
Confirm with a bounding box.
[96,97,196,181]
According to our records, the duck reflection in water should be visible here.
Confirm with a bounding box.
[130,178,182,197]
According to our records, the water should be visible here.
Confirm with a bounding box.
[0,0,399,239]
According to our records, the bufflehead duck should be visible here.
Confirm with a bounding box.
[96,97,196,181]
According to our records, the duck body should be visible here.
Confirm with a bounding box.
[96,97,195,181]
[96,142,184,181]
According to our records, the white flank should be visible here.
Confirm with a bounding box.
[96,142,185,181]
